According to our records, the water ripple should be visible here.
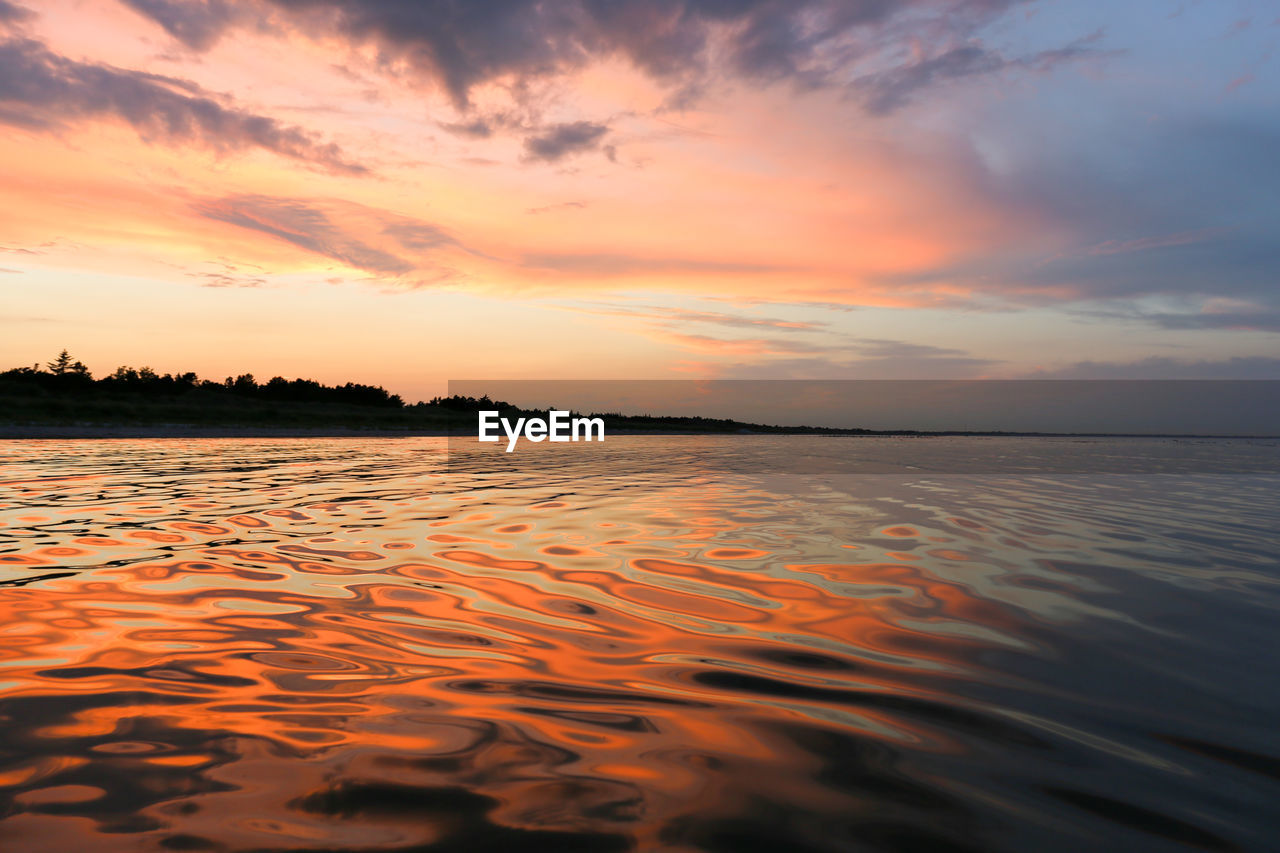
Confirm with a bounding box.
[1,437,1278,851]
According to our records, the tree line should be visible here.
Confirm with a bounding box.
[2,350,404,408]
[2,351,878,433]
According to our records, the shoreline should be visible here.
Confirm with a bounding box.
[2,425,1277,440]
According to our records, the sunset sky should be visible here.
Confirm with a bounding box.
[1,0,1277,401]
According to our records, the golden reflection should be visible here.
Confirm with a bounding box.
[1,438,1276,851]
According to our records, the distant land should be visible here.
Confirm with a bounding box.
[2,353,1275,439]
[0,353,880,436]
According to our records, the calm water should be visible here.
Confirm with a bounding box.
[1,437,1279,852]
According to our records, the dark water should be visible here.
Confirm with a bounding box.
[1,437,1279,852]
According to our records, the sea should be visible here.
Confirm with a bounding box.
[1,436,1278,852]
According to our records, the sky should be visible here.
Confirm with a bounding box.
[0,0,1277,402]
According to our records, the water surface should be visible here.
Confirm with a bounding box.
[1,437,1279,852]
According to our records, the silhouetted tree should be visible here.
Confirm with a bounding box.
[47,350,73,375]
[5,353,420,414]
[228,374,258,394]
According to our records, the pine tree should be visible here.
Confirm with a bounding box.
[47,350,73,375]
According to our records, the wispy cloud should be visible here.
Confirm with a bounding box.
[852,32,1115,115]
[526,201,588,215]
[561,302,826,331]
[1082,228,1228,257]
[190,194,477,283]
[632,317,996,377]
[186,259,269,288]
[523,253,793,276]
[382,221,459,252]
[1144,311,1280,332]
[1024,356,1280,379]
[713,348,998,379]
[0,35,365,173]
[704,296,860,313]
[1085,299,1280,333]
[657,332,829,356]
[195,195,411,274]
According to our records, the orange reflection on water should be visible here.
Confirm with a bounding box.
[4,438,1273,851]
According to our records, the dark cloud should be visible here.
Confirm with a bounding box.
[0,37,365,173]
[269,0,594,109]
[120,0,1044,111]
[439,110,524,138]
[0,0,33,25]
[439,118,495,138]
[1024,357,1280,380]
[444,112,612,165]
[522,121,609,162]
[194,195,413,274]
[119,0,238,52]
